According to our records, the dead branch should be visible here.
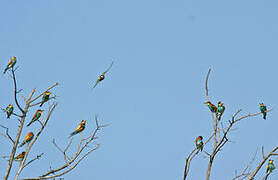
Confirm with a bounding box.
[248,146,278,180]
[23,153,44,169]
[22,115,107,180]
[0,124,14,143]
[11,67,24,113]
[14,103,57,180]
[183,134,214,180]
[232,149,258,180]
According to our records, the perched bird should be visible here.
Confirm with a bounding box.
[204,101,217,113]
[40,91,51,107]
[259,103,267,120]
[195,136,204,152]
[217,101,225,121]
[6,104,14,119]
[93,61,114,88]
[27,109,43,127]
[266,159,275,174]
[69,120,86,137]
[3,56,17,74]
[19,132,34,147]
[14,151,26,161]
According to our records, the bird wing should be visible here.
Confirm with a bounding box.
[32,111,38,120]
[103,61,114,75]
[8,59,12,66]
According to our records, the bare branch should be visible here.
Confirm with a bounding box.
[248,146,278,180]
[205,68,211,98]
[0,124,14,143]
[11,67,24,113]
[23,153,44,169]
[29,83,59,104]
[14,103,57,180]
[22,115,108,179]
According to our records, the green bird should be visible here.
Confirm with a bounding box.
[27,109,43,127]
[40,91,51,107]
[217,101,225,121]
[259,103,267,120]
[195,136,204,152]
[267,159,275,174]
[6,104,14,119]
[3,56,17,74]
[14,151,25,161]
[93,61,114,88]
[204,101,217,113]
[69,120,86,138]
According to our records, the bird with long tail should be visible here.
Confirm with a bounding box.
[93,61,114,88]
[40,91,51,107]
[195,136,204,152]
[204,101,217,113]
[217,101,225,121]
[69,120,86,138]
[27,109,43,127]
[259,103,267,120]
[266,159,275,174]
[19,132,34,147]
[3,56,16,74]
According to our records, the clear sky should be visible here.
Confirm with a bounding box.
[1,0,278,179]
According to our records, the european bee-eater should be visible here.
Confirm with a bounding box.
[14,151,25,161]
[69,120,86,137]
[40,91,51,107]
[204,101,217,113]
[19,132,34,147]
[6,104,14,119]
[93,61,113,88]
[259,103,267,120]
[217,101,225,120]
[195,136,203,152]
[3,56,16,74]
[267,159,275,174]
[27,109,43,127]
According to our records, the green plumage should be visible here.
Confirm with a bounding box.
[6,105,14,119]
[40,93,50,107]
[267,160,275,174]
[260,104,267,120]
[217,102,225,121]
[27,110,43,127]
[3,57,16,74]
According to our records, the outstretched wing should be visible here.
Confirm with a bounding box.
[103,61,114,75]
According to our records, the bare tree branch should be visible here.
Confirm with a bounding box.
[22,115,107,180]
[23,153,44,169]
[14,103,57,180]
[0,124,15,143]
[248,146,278,180]
[183,134,214,180]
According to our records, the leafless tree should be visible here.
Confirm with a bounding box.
[1,66,108,180]
[183,69,275,180]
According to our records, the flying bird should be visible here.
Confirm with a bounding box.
[259,103,267,120]
[19,132,34,147]
[27,109,43,127]
[6,104,14,119]
[266,159,275,174]
[204,101,217,113]
[217,101,225,121]
[93,61,114,88]
[195,136,204,152]
[4,56,17,74]
[14,151,26,161]
[40,91,51,107]
[69,120,86,138]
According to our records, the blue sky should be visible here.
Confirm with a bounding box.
[1,0,278,179]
